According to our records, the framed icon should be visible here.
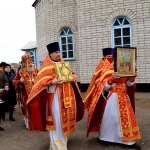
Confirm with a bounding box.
[54,62,73,82]
[114,47,137,77]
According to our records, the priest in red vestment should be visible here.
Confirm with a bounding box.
[84,48,113,136]
[26,42,84,150]
[13,54,38,128]
[84,48,141,150]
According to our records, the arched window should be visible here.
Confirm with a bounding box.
[59,27,74,60]
[26,49,37,66]
[112,16,132,47]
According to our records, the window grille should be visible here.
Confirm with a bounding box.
[112,16,132,47]
[59,27,74,60]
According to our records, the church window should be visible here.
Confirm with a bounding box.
[26,50,37,66]
[112,16,132,47]
[59,27,74,60]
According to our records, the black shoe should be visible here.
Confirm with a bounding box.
[0,127,4,131]
[124,143,141,150]
[97,138,109,146]
[9,117,15,121]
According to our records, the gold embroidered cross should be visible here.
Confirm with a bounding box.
[70,109,74,115]
[29,78,34,83]
[29,78,32,82]
[62,112,67,117]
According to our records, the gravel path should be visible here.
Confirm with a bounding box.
[0,92,149,150]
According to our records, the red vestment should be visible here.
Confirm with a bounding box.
[13,65,38,116]
[84,59,113,137]
[84,59,104,110]
[26,55,84,136]
[84,59,141,142]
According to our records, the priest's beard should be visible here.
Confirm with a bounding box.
[28,66,34,73]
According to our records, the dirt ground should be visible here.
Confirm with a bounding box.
[0,92,150,150]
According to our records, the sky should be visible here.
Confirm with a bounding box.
[0,1,36,63]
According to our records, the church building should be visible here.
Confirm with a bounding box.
[32,0,150,91]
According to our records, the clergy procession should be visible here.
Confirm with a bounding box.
[0,41,149,150]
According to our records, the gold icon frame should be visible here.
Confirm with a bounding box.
[114,47,137,77]
[54,62,73,82]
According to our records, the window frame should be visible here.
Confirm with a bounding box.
[59,27,75,60]
[111,16,132,48]
[26,49,37,66]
